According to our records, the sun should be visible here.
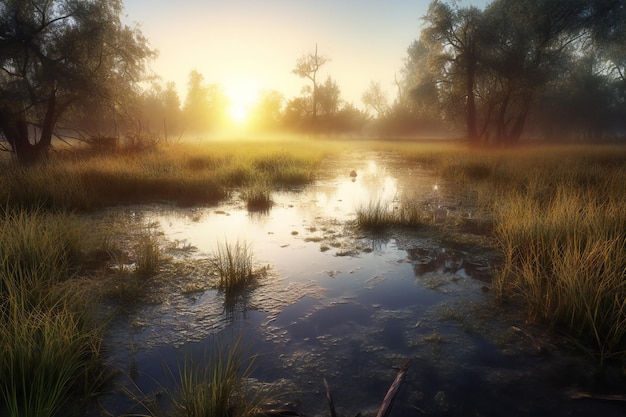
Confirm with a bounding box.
[228,102,248,124]
[223,76,259,127]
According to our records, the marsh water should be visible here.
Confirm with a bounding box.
[94,151,624,417]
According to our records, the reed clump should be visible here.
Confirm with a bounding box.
[356,198,426,231]
[130,335,260,417]
[391,142,626,361]
[240,181,273,211]
[211,240,255,298]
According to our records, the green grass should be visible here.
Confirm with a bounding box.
[0,209,109,417]
[130,334,260,417]
[211,240,255,299]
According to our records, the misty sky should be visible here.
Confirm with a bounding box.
[123,0,489,109]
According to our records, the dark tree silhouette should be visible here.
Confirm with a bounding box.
[0,0,154,162]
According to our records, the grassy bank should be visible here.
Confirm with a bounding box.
[0,138,332,211]
[391,142,626,361]
[0,209,111,417]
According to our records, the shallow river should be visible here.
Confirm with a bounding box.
[94,151,625,417]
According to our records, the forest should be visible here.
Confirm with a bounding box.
[1,0,625,163]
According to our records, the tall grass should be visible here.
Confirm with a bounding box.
[0,139,329,211]
[390,142,626,361]
[211,240,255,299]
[130,335,260,417]
[356,198,426,231]
[0,209,108,417]
[493,186,626,361]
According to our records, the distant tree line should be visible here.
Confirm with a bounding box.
[2,0,625,162]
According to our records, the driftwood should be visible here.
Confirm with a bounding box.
[324,378,338,417]
[260,359,412,417]
[375,359,413,417]
[571,392,626,402]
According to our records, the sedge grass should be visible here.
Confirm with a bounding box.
[240,181,273,211]
[356,198,426,231]
[211,240,255,299]
[128,334,260,417]
[0,139,329,211]
[0,209,109,417]
[386,142,626,361]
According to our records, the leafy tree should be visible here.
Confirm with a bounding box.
[292,44,329,128]
[420,1,484,143]
[135,80,182,137]
[183,70,210,132]
[0,0,154,162]
[317,76,341,118]
[362,81,389,118]
[250,89,284,131]
[409,0,626,144]
[182,70,229,133]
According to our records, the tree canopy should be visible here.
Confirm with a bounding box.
[401,0,626,144]
[0,0,154,161]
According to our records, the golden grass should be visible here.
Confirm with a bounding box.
[387,142,626,361]
[0,138,332,211]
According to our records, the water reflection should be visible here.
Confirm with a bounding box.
[94,151,623,417]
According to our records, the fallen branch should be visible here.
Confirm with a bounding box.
[324,377,338,417]
[571,392,626,402]
[376,359,413,417]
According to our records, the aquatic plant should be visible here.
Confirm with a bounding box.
[240,181,273,211]
[356,198,425,231]
[135,228,161,279]
[211,240,255,298]
[128,334,260,417]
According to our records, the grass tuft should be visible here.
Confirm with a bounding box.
[211,240,255,298]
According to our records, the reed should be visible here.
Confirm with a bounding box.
[211,240,255,298]
[0,209,108,417]
[129,334,260,417]
[356,198,426,231]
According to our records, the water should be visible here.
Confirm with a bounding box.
[93,151,626,417]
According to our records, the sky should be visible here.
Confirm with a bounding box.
[122,0,489,113]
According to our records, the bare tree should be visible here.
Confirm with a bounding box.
[292,44,329,128]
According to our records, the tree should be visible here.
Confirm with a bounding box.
[317,76,341,118]
[250,89,284,131]
[0,0,154,162]
[411,0,626,144]
[292,44,329,129]
[183,70,210,132]
[362,81,389,118]
[420,1,484,144]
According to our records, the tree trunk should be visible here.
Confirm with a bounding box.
[465,62,479,145]
[0,95,57,164]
